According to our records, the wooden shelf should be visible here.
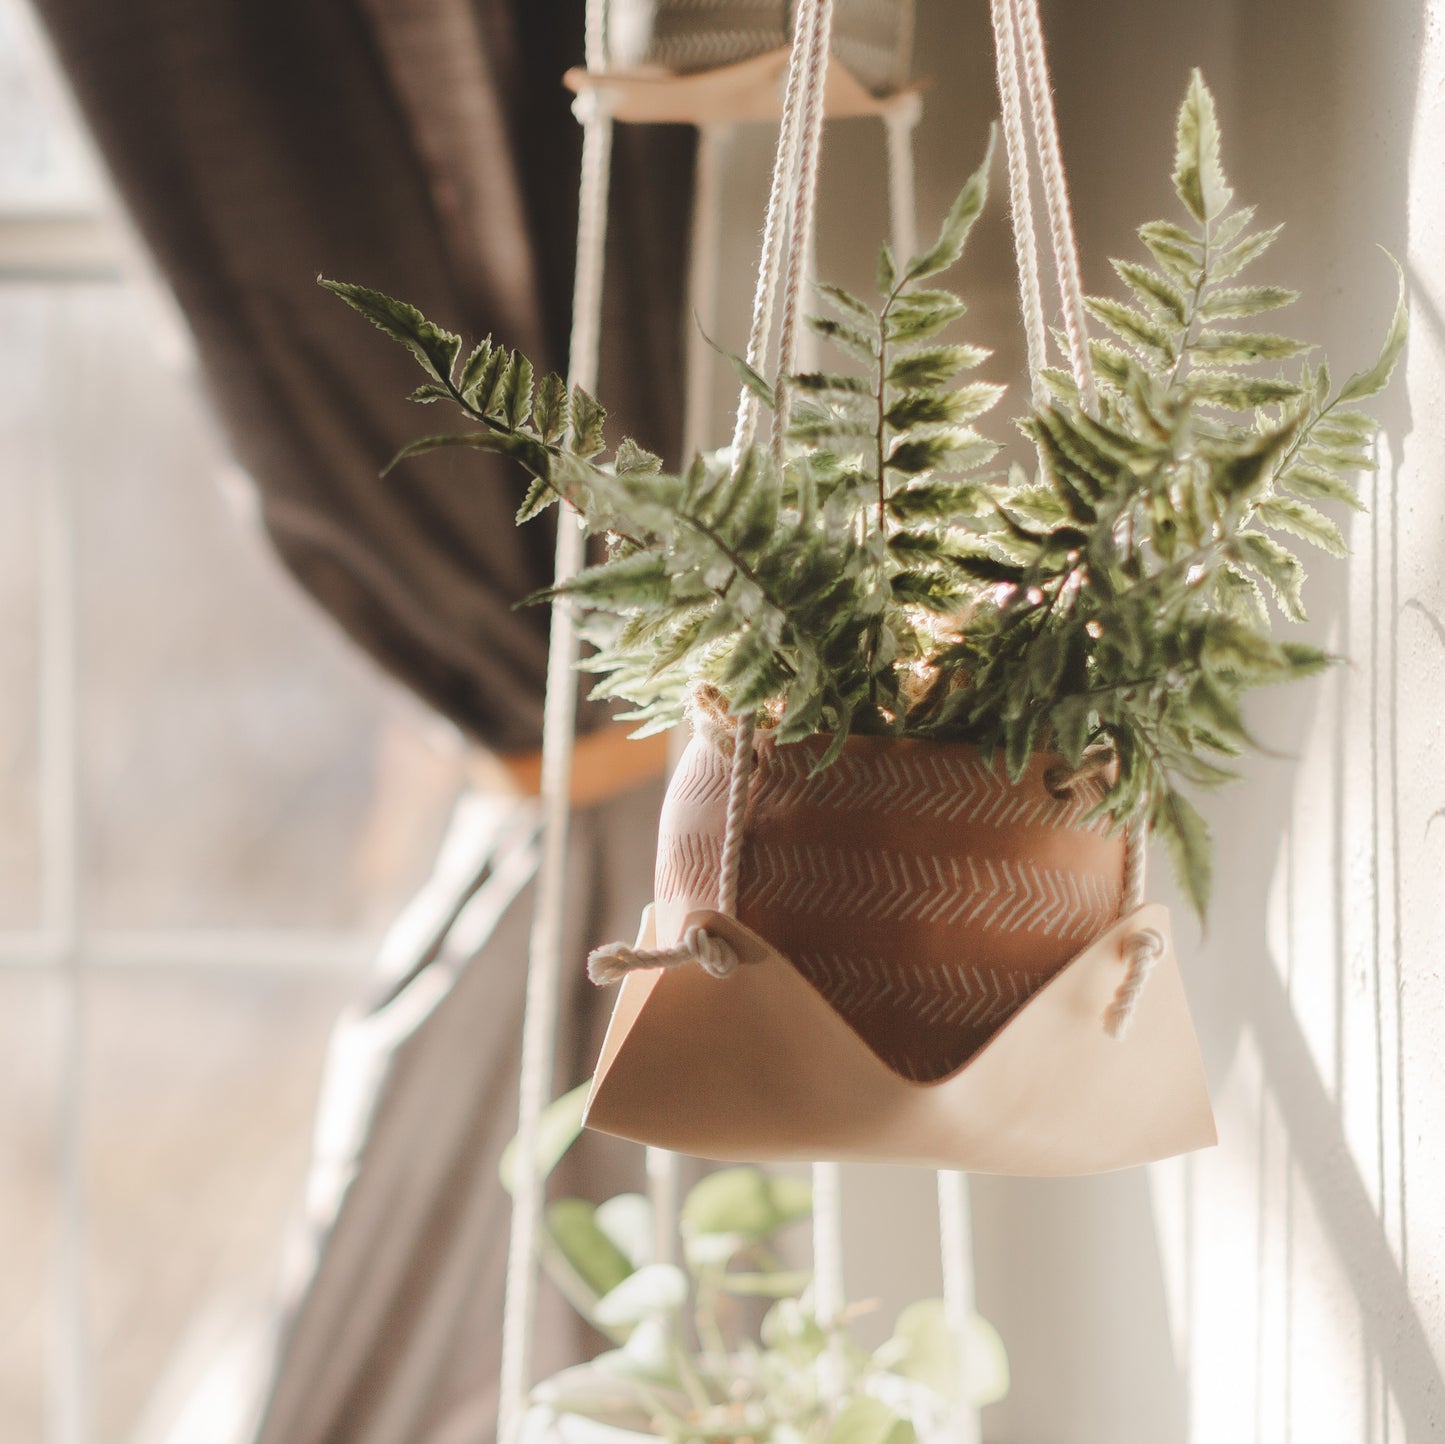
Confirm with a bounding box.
[564,47,920,126]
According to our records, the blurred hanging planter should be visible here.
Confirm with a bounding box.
[503,1085,1009,1444]
[604,0,912,97]
[324,72,1404,1173]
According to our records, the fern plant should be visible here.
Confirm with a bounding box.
[325,70,1403,915]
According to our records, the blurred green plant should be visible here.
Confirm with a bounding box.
[502,1086,1009,1443]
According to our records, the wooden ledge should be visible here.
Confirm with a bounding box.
[564,48,922,126]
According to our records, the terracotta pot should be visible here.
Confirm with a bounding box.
[655,729,1124,1081]
[585,728,1216,1174]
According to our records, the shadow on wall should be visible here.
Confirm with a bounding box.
[955,0,1435,1440]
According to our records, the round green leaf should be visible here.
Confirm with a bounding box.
[592,1264,690,1330]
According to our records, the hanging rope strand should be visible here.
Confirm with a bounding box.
[496,79,613,1444]
[728,0,820,460]
[591,0,836,989]
[989,0,1049,406]
[772,0,835,461]
[1012,0,1097,412]
[1105,819,1161,1036]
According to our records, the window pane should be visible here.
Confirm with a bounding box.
[0,970,58,1443]
[85,967,357,1442]
[0,0,103,212]
[0,278,461,934]
[0,289,40,928]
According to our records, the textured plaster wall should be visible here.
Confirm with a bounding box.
[714,1,1444,1439]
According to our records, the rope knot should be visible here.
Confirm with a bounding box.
[587,924,740,987]
[1104,925,1165,1039]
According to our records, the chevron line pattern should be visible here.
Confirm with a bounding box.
[669,742,733,810]
[655,829,723,908]
[748,743,1110,835]
[656,834,1116,943]
[792,950,1048,1081]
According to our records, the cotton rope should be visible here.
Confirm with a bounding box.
[988,0,1048,407]
[990,0,1156,1037]
[771,0,835,458]
[1011,0,1098,415]
[588,0,833,990]
[727,0,820,462]
[495,28,613,1440]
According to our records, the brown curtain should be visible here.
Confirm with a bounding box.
[32,3,693,1441]
[36,0,694,755]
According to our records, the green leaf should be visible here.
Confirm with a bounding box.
[1188,671,1252,749]
[1198,285,1299,320]
[593,1193,653,1271]
[681,1166,811,1243]
[876,241,898,295]
[1111,259,1187,325]
[592,1264,689,1329]
[1212,422,1298,500]
[828,1398,917,1444]
[1138,221,1201,284]
[1235,531,1307,621]
[807,314,876,363]
[886,343,990,388]
[498,1082,590,1194]
[886,382,1005,430]
[385,427,550,476]
[816,281,875,324]
[874,1299,1011,1409]
[516,475,556,524]
[1213,224,1284,282]
[886,290,968,344]
[457,338,494,395]
[614,437,662,474]
[407,383,451,404]
[1337,252,1407,402]
[570,386,607,458]
[1254,496,1347,555]
[886,479,986,520]
[547,1198,636,1303]
[554,551,673,608]
[533,371,568,443]
[1278,460,1364,509]
[502,351,534,429]
[1086,297,1173,357]
[888,428,996,476]
[1173,69,1233,223]
[792,370,871,399]
[320,278,461,383]
[1189,330,1310,364]
[470,345,510,414]
[1152,788,1213,918]
[906,127,995,280]
[1188,371,1302,410]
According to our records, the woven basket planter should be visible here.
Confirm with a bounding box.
[586,728,1216,1174]
[606,0,912,96]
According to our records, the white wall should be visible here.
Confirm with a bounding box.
[714,2,1444,1438]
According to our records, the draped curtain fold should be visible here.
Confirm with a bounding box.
[37,0,694,754]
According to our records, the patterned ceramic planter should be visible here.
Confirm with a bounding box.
[605,0,913,96]
[585,726,1216,1173]
[655,729,1124,1080]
